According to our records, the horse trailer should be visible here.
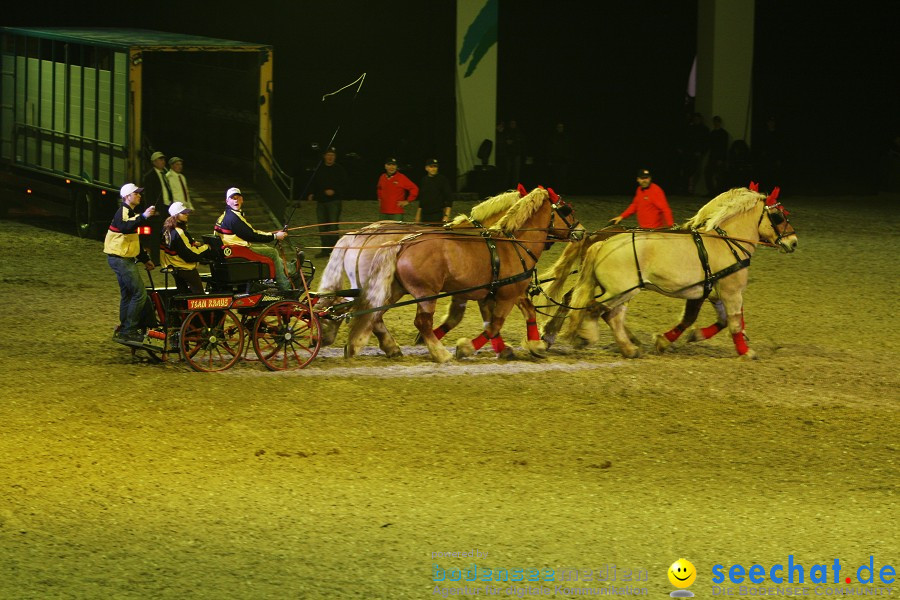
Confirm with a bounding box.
[0,27,287,237]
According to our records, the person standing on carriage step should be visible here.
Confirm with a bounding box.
[161,201,214,294]
[608,168,674,229]
[214,187,297,291]
[140,151,173,265]
[376,157,418,221]
[307,146,350,257]
[415,158,453,225]
[105,183,157,345]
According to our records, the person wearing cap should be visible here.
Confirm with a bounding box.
[104,183,157,344]
[161,202,213,294]
[165,156,193,211]
[376,157,418,220]
[307,146,350,257]
[415,158,453,224]
[608,168,674,229]
[140,150,174,265]
[214,187,296,290]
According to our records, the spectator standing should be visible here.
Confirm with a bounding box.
[214,187,296,290]
[105,183,156,345]
[161,201,213,294]
[376,157,418,221]
[166,156,193,210]
[547,121,571,190]
[415,158,453,224]
[502,119,526,188]
[705,116,730,196]
[685,112,709,194]
[608,168,674,229]
[307,147,351,257]
[141,150,173,264]
[755,115,784,186]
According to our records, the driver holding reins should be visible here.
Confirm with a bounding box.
[214,187,298,290]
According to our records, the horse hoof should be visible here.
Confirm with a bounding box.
[455,338,475,359]
[541,333,556,349]
[572,335,590,349]
[385,349,403,358]
[433,349,454,363]
[524,339,548,358]
[413,333,425,345]
[498,347,516,361]
[622,346,641,359]
[342,344,353,359]
[654,333,671,353]
[740,348,758,360]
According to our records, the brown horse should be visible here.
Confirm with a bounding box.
[315,189,567,358]
[345,187,581,362]
[560,186,797,359]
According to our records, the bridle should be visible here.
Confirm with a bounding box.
[546,188,584,242]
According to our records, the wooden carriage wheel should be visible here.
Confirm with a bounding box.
[179,310,245,372]
[252,301,322,371]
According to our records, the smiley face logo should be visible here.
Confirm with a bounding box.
[668,558,697,588]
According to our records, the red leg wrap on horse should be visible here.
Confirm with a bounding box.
[732,332,749,355]
[700,323,724,339]
[664,326,684,342]
[490,335,506,353]
[432,324,448,340]
[526,320,539,341]
[471,333,489,350]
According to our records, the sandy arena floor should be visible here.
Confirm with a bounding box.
[0,193,897,599]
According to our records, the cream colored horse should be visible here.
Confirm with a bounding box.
[562,187,797,359]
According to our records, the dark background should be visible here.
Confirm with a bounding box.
[4,0,899,196]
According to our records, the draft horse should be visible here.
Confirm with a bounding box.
[345,187,581,362]
[316,187,575,358]
[561,186,797,359]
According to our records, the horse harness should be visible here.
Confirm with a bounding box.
[340,200,579,319]
[627,227,753,300]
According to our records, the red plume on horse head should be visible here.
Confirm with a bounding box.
[517,183,528,197]
[749,181,759,192]
[546,187,561,204]
[765,186,789,214]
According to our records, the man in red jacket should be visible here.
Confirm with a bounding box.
[609,168,674,229]
[376,157,418,220]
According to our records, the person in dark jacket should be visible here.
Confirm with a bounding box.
[214,187,296,290]
[104,182,157,344]
[415,158,453,224]
[161,202,214,294]
[307,147,351,257]
[140,150,173,265]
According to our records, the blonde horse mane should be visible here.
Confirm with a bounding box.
[489,187,550,235]
[684,187,766,231]
[446,189,522,228]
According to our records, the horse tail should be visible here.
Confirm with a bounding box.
[316,235,354,293]
[362,242,403,310]
[541,229,591,302]
[562,242,605,337]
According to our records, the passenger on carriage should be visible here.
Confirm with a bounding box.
[161,202,214,294]
[213,187,298,290]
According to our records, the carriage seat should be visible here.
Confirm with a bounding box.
[202,236,276,283]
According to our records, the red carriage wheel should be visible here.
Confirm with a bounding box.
[252,301,322,370]
[179,310,245,372]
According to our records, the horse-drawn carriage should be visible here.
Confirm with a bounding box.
[121,238,331,372]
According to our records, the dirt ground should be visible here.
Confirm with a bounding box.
[0,192,897,599]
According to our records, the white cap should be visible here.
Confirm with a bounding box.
[226,187,242,199]
[168,201,193,216]
[168,156,183,166]
[120,183,144,198]
[150,151,165,161]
